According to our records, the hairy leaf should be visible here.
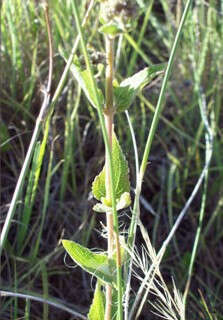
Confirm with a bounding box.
[116,192,131,211]
[62,240,114,285]
[93,192,131,213]
[92,132,130,203]
[114,63,166,112]
[69,60,104,109]
[88,281,105,320]
[92,167,106,202]
[93,201,110,213]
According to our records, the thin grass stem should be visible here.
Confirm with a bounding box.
[183,28,214,307]
[125,110,139,183]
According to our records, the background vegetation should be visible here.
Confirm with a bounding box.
[1,0,223,319]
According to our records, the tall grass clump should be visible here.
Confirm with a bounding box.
[1,0,223,319]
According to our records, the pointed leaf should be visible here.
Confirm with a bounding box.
[92,167,106,202]
[114,63,166,112]
[111,288,118,319]
[66,56,104,109]
[62,240,114,284]
[81,69,104,107]
[88,281,105,320]
[60,50,104,109]
[92,132,130,202]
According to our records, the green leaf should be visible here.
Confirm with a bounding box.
[99,22,123,36]
[71,64,104,108]
[113,85,133,113]
[88,281,105,320]
[114,63,166,112]
[111,288,118,319]
[92,167,106,202]
[93,192,131,213]
[93,202,111,213]
[63,55,104,109]
[62,240,114,285]
[92,132,130,202]
[116,192,131,211]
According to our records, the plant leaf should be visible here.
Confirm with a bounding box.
[93,192,131,213]
[111,288,118,319]
[88,281,105,320]
[62,240,114,285]
[99,22,123,36]
[116,192,131,211]
[93,202,111,213]
[68,58,104,109]
[92,167,106,202]
[92,132,130,202]
[114,63,166,112]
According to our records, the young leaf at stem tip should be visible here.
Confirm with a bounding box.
[99,22,123,36]
[93,192,131,213]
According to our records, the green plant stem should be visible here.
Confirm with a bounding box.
[104,115,114,320]
[104,36,116,320]
[104,112,114,320]
[105,37,114,116]
[71,3,123,319]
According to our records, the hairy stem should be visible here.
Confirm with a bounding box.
[104,36,115,320]
[71,3,123,317]
[104,112,114,320]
